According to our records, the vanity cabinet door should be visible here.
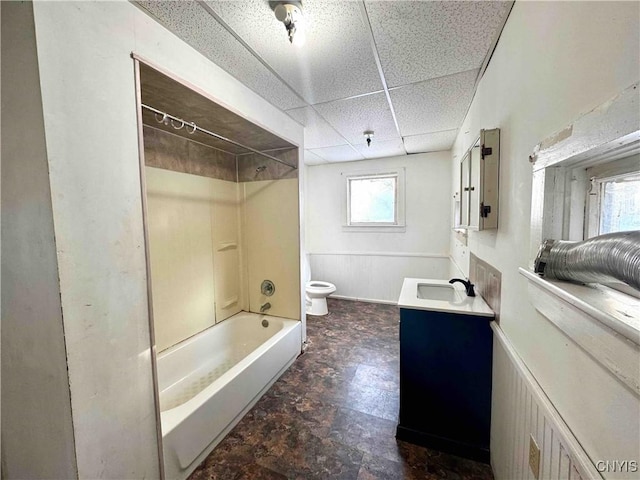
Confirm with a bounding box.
[397,308,493,463]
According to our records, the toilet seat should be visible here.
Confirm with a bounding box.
[306,281,336,294]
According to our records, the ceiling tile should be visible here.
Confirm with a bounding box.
[390,69,478,137]
[286,106,348,149]
[366,0,512,87]
[204,0,383,104]
[308,145,365,163]
[135,1,306,109]
[354,138,406,159]
[304,150,328,165]
[314,93,399,145]
[404,130,458,154]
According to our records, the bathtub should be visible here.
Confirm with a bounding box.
[157,312,302,480]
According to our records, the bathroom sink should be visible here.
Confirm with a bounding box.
[398,278,494,317]
[417,283,460,302]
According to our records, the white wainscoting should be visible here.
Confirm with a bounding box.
[309,252,451,303]
[491,324,602,480]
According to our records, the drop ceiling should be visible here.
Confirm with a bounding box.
[135,0,513,165]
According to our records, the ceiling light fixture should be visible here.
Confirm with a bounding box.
[273,2,306,46]
[364,131,374,147]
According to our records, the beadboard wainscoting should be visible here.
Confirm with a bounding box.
[491,324,602,480]
[308,252,451,303]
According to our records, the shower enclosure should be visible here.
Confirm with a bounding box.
[133,59,303,480]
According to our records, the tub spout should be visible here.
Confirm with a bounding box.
[260,302,271,313]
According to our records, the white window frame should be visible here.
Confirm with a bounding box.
[342,168,406,232]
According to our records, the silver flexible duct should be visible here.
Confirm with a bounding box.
[534,231,640,290]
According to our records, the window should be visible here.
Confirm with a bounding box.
[348,174,397,224]
[591,172,640,235]
[343,169,405,231]
[534,153,640,298]
[585,160,640,238]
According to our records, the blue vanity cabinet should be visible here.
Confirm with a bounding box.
[396,307,494,463]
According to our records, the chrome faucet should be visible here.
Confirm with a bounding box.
[260,302,271,313]
[449,278,476,297]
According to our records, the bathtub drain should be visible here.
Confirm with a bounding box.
[261,319,269,328]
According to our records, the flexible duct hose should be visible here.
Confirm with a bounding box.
[534,231,640,290]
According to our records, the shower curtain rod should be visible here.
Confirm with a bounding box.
[141,104,297,169]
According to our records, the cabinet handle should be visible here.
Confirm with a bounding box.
[463,187,475,191]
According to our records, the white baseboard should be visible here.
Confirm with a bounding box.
[329,294,398,306]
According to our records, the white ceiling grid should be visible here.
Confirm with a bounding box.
[204,0,384,104]
[304,149,329,165]
[365,1,513,87]
[285,106,348,149]
[136,0,306,109]
[403,129,459,155]
[308,144,364,163]
[355,137,406,159]
[135,0,513,164]
[390,68,480,136]
[313,92,399,144]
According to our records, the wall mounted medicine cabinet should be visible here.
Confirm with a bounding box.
[456,128,500,231]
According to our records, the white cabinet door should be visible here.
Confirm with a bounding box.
[457,129,500,231]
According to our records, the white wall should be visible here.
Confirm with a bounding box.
[450,1,640,475]
[1,3,77,477]
[306,152,451,302]
[0,2,305,478]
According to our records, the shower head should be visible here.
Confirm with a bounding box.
[256,165,267,173]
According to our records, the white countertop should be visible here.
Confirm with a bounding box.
[398,278,495,318]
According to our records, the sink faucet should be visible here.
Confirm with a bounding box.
[260,302,271,313]
[449,278,476,297]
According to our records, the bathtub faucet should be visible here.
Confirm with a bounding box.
[260,302,271,313]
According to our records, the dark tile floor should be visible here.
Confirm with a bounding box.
[190,298,494,480]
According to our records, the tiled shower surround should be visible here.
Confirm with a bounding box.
[143,125,298,182]
[189,299,494,479]
[143,125,237,181]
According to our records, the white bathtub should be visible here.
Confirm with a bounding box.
[157,312,302,479]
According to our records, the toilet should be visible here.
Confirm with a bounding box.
[305,281,336,316]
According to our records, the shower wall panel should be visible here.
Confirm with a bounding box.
[145,166,243,351]
[146,167,218,352]
[210,179,244,322]
[243,179,301,320]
